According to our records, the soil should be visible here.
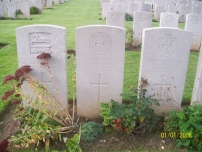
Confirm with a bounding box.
[0,103,187,152]
[125,43,141,52]
[0,43,8,49]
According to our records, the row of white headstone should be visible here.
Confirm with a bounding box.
[16,24,202,118]
[154,2,202,22]
[0,0,68,19]
[0,1,30,18]
[105,10,202,51]
[101,0,202,22]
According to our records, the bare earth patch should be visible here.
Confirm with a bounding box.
[0,104,188,152]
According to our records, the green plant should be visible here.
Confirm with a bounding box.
[15,9,23,19]
[125,27,134,49]
[66,134,82,152]
[30,6,39,14]
[9,106,61,149]
[1,53,78,150]
[81,121,103,141]
[100,80,160,134]
[125,13,133,21]
[164,103,202,151]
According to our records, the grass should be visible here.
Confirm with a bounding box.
[0,0,199,115]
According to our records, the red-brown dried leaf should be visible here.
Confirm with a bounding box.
[2,75,15,85]
[15,94,21,97]
[40,62,46,65]
[9,120,20,135]
[1,90,15,101]
[16,83,23,87]
[0,139,9,152]
[14,65,33,81]
[37,53,51,59]
[113,117,122,131]
[13,100,21,105]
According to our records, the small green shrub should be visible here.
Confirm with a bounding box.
[125,13,133,21]
[15,9,23,19]
[30,6,39,14]
[66,134,82,152]
[100,83,160,134]
[164,103,202,152]
[152,18,159,22]
[81,121,103,141]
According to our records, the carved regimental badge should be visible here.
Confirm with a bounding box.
[139,14,148,22]
[111,13,119,22]
[30,32,52,54]
[89,32,112,55]
[166,15,173,23]
[157,34,178,57]
[191,16,199,24]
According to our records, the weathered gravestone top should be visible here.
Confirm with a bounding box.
[20,2,30,19]
[185,13,202,51]
[7,2,16,18]
[76,25,125,118]
[0,2,4,17]
[133,11,152,47]
[191,42,202,104]
[106,10,125,28]
[160,12,179,28]
[138,27,192,114]
[102,2,111,20]
[154,3,165,21]
[16,25,68,113]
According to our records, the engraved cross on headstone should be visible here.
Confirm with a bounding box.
[154,75,171,100]
[196,68,202,102]
[40,71,52,83]
[91,74,109,101]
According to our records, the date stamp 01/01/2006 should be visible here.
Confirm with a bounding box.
[160,132,193,139]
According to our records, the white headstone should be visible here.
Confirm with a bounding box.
[145,0,153,7]
[192,0,201,5]
[8,2,16,18]
[76,25,126,118]
[106,10,125,28]
[102,2,111,20]
[54,0,59,5]
[46,0,52,8]
[167,3,177,13]
[192,6,202,14]
[133,11,152,46]
[101,0,110,8]
[16,25,68,114]
[0,2,4,17]
[160,12,179,27]
[153,0,162,11]
[3,1,8,15]
[154,3,165,21]
[171,0,177,4]
[179,5,187,22]
[185,13,202,51]
[60,0,64,4]
[162,0,170,3]
[142,3,152,12]
[18,2,30,19]
[114,1,124,12]
[176,3,184,12]
[138,27,192,114]
[129,1,142,16]
[179,0,187,5]
[185,4,193,14]
[15,2,20,10]
[33,0,42,14]
[191,43,202,104]
[165,2,171,11]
